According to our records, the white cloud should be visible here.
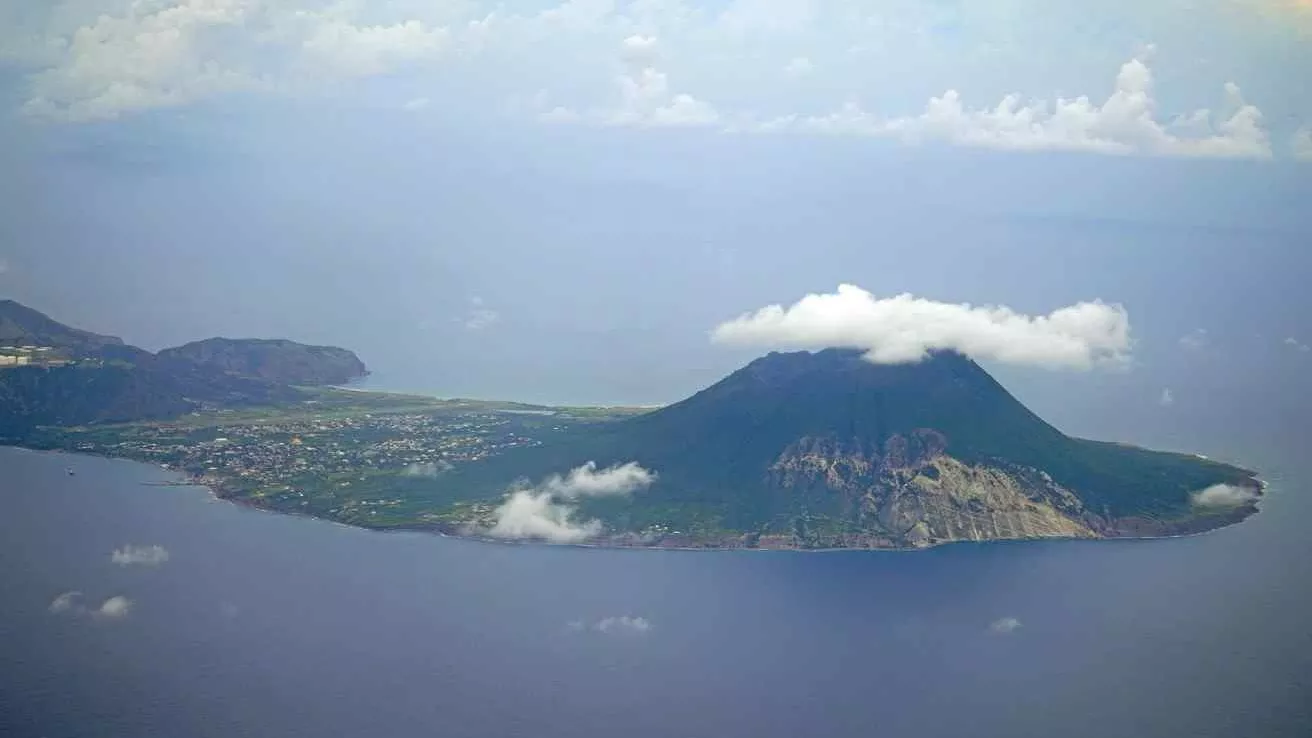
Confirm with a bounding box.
[49,591,133,619]
[567,615,653,634]
[1178,328,1209,350]
[541,35,719,128]
[595,615,652,634]
[488,489,603,543]
[95,596,133,619]
[22,0,267,122]
[1293,127,1312,161]
[540,460,656,498]
[1284,337,1311,352]
[461,296,500,331]
[20,0,452,121]
[1191,483,1258,508]
[989,616,1022,634]
[783,56,814,77]
[1159,388,1174,407]
[754,57,1273,159]
[402,460,452,477]
[49,591,84,614]
[620,34,659,62]
[111,544,170,567]
[486,461,656,543]
[402,96,430,111]
[12,1,1307,164]
[711,285,1131,370]
[298,18,448,78]
[602,66,720,127]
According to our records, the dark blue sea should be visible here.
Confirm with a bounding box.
[3,429,1310,738]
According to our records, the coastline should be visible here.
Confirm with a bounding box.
[13,444,1266,554]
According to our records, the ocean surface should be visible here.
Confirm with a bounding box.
[3,432,1311,738]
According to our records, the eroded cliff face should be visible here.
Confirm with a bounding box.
[766,430,1097,548]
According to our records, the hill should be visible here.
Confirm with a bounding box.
[0,302,334,438]
[433,349,1261,548]
[0,300,124,356]
[158,338,368,386]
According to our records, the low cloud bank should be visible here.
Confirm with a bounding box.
[711,286,1131,370]
[487,462,657,543]
[488,491,603,543]
[111,544,169,567]
[1191,483,1258,508]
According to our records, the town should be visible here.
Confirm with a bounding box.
[0,344,69,367]
[32,396,642,530]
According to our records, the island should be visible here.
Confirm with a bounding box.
[1,300,1263,550]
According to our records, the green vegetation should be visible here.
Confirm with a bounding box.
[22,390,649,533]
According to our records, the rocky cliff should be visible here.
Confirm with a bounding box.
[158,338,367,386]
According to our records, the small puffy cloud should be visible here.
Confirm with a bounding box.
[1293,128,1312,161]
[989,616,1022,634]
[1178,328,1209,350]
[604,66,720,127]
[111,544,170,567]
[621,34,659,62]
[50,592,133,619]
[402,97,430,112]
[784,56,814,78]
[402,461,452,477]
[595,615,652,634]
[1284,337,1310,352]
[1159,388,1174,407]
[486,461,656,543]
[540,461,656,498]
[96,596,133,619]
[754,57,1272,160]
[461,296,500,331]
[566,615,652,634]
[711,285,1131,370]
[543,36,718,129]
[50,591,84,614]
[1191,483,1259,508]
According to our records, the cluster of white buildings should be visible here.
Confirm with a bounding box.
[0,345,56,366]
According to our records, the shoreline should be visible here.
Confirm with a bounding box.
[15,444,1266,554]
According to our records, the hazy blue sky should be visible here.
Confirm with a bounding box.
[1,0,1310,435]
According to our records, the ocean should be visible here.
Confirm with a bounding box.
[2,433,1310,738]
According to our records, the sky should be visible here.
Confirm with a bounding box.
[1,0,1311,440]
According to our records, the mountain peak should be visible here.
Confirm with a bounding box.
[442,348,1258,548]
[735,347,982,387]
